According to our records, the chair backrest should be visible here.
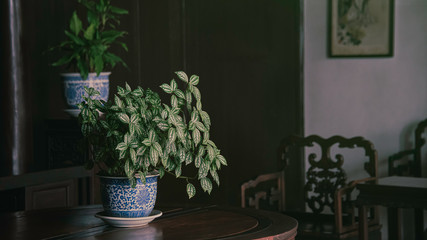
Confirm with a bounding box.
[278,135,379,235]
[241,171,285,211]
[389,118,427,177]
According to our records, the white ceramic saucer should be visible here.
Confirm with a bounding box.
[95,210,162,228]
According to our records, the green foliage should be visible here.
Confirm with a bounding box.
[78,71,227,199]
[50,0,128,79]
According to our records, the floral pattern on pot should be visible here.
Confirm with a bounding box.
[99,174,158,218]
[61,72,110,109]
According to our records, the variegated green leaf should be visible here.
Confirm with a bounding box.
[125,82,132,92]
[175,89,185,99]
[100,120,109,129]
[175,71,188,83]
[185,90,192,105]
[198,146,205,157]
[198,160,209,179]
[176,127,185,142]
[160,83,173,93]
[188,121,195,131]
[207,140,217,148]
[130,114,138,124]
[158,167,165,178]
[185,154,193,165]
[190,109,199,122]
[195,121,207,132]
[119,150,126,159]
[129,177,137,188]
[161,155,169,167]
[124,160,132,177]
[136,146,147,156]
[168,128,176,143]
[143,155,150,167]
[171,95,178,108]
[157,121,169,131]
[129,148,137,164]
[178,148,186,163]
[150,147,159,165]
[142,138,151,146]
[138,171,146,184]
[200,111,211,128]
[215,157,221,169]
[152,142,163,156]
[175,164,182,177]
[192,86,201,100]
[132,88,143,97]
[210,169,220,186]
[195,156,202,168]
[168,113,177,125]
[192,128,201,146]
[196,100,202,110]
[149,130,156,142]
[207,145,215,161]
[115,95,124,108]
[116,142,128,151]
[117,113,130,123]
[186,183,196,199]
[170,142,177,154]
[171,107,180,115]
[129,124,136,135]
[161,109,168,119]
[217,155,227,166]
[200,177,212,194]
[203,131,210,144]
[189,75,199,86]
[170,79,177,91]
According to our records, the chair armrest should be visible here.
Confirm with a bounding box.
[388,149,415,175]
[334,177,377,233]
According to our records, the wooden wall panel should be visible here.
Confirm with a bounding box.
[4,0,303,207]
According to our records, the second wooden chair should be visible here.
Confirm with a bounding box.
[241,135,382,240]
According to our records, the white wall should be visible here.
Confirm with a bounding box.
[304,0,427,239]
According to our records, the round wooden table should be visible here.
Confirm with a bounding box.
[1,205,297,239]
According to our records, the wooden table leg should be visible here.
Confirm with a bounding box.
[387,207,401,240]
[359,205,368,240]
[414,208,424,240]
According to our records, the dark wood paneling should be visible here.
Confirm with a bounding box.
[8,0,302,207]
[25,180,76,210]
[157,0,303,206]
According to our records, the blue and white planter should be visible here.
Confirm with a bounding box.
[99,173,159,218]
[61,72,110,109]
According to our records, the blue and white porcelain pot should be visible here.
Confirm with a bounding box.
[61,72,110,109]
[99,173,158,218]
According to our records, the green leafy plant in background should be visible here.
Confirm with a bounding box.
[50,0,128,79]
[78,71,227,198]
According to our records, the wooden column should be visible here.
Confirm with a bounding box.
[0,0,31,176]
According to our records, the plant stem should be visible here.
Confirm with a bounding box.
[164,169,197,181]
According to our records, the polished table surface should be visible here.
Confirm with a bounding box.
[356,176,427,240]
[1,204,298,240]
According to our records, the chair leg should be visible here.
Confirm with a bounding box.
[414,208,424,240]
[359,205,368,240]
[388,207,401,240]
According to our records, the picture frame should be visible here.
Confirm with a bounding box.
[329,0,394,57]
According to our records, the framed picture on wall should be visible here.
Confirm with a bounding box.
[329,0,394,57]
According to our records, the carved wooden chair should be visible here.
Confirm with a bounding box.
[242,135,382,239]
[388,118,427,238]
[280,135,382,239]
[388,118,427,177]
[241,171,285,212]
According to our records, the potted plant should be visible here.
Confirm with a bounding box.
[50,0,128,112]
[78,71,227,220]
